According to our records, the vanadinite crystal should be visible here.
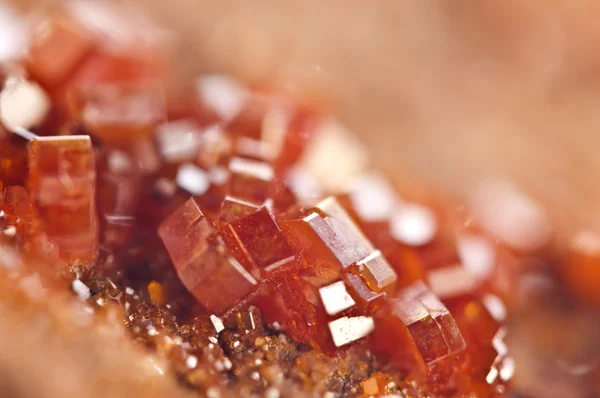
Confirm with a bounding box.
[28,135,98,264]
[158,197,258,314]
[0,3,532,397]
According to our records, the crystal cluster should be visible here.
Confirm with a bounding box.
[0,3,520,397]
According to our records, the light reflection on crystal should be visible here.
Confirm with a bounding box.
[0,78,50,131]
[72,279,91,300]
[356,250,397,293]
[457,235,496,281]
[297,118,368,193]
[427,264,476,299]
[470,179,551,251]
[197,74,248,121]
[29,135,98,265]
[156,119,203,163]
[482,294,507,322]
[319,280,356,315]
[390,203,437,246]
[176,163,209,195]
[328,316,375,347]
[349,173,400,222]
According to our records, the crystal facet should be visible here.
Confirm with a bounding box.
[28,135,98,264]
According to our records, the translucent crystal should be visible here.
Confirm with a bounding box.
[26,9,93,87]
[158,198,258,314]
[156,119,203,163]
[28,135,98,264]
[372,281,465,376]
[355,250,397,294]
[69,82,165,146]
[342,271,386,313]
[220,206,294,276]
[281,197,384,287]
[219,195,261,225]
[97,171,139,249]
[228,157,273,205]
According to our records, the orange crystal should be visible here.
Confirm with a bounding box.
[342,271,386,313]
[97,171,140,250]
[218,195,261,225]
[3,185,34,241]
[0,135,28,186]
[68,82,165,147]
[220,206,295,278]
[28,135,98,265]
[281,197,388,287]
[372,281,465,378]
[158,198,258,314]
[26,10,94,89]
[227,157,273,205]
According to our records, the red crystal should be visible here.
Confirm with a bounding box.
[67,82,165,147]
[281,197,382,287]
[158,198,258,314]
[372,281,466,378]
[97,171,140,250]
[28,136,98,264]
[342,271,386,313]
[26,10,94,89]
[220,206,295,277]
[218,195,261,225]
[227,157,273,205]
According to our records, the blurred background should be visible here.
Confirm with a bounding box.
[9,0,600,237]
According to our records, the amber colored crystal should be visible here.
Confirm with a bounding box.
[417,236,461,272]
[233,136,276,162]
[3,185,34,240]
[361,373,395,396]
[445,295,502,383]
[97,171,140,250]
[157,198,213,269]
[69,49,164,86]
[281,197,387,287]
[227,157,273,205]
[0,135,28,186]
[220,206,295,277]
[158,198,258,314]
[561,232,600,305]
[312,197,376,264]
[218,196,260,225]
[354,250,397,294]
[272,109,322,173]
[195,126,231,169]
[28,136,98,265]
[67,82,165,147]
[26,11,94,89]
[384,246,426,289]
[336,181,398,237]
[235,305,264,333]
[371,281,465,378]
[148,280,166,307]
[185,242,257,315]
[342,271,386,314]
[273,273,331,351]
[280,213,346,287]
[224,93,274,140]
